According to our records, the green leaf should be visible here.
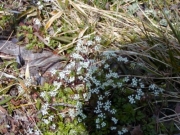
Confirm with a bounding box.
[0,96,14,105]
[51,36,74,43]
[35,99,41,110]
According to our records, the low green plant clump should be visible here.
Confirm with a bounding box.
[23,33,179,134]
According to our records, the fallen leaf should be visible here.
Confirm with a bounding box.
[0,106,7,114]
[175,103,180,113]
[130,125,143,135]
[34,32,48,45]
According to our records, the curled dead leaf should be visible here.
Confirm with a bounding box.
[130,125,143,135]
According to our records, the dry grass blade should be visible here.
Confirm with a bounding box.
[0,72,17,79]
[69,0,88,18]
[45,11,63,30]
[78,26,89,38]
[25,62,30,80]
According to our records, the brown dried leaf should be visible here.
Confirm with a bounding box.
[130,125,143,135]
[0,124,8,134]
[0,106,7,114]
[175,103,180,113]
[0,106,7,123]
[78,26,89,38]
[10,99,21,106]
[34,32,48,45]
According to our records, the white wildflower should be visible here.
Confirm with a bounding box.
[118,131,123,135]
[105,91,110,96]
[59,71,66,79]
[71,53,84,60]
[49,90,57,97]
[50,124,56,130]
[94,44,101,51]
[98,95,104,100]
[69,76,75,83]
[80,61,90,68]
[96,124,100,129]
[128,95,135,104]
[40,91,46,98]
[17,86,24,94]
[53,81,62,87]
[98,113,106,118]
[123,76,130,82]
[27,128,34,134]
[94,36,101,42]
[37,2,43,10]
[61,113,65,118]
[50,69,57,75]
[33,18,41,26]
[78,76,84,80]
[110,109,117,114]
[74,94,80,100]
[117,82,123,88]
[122,127,128,133]
[117,56,128,63]
[135,94,141,100]
[111,126,117,130]
[69,109,76,118]
[137,88,144,96]
[131,77,138,87]
[96,118,100,123]
[48,115,54,121]
[87,40,93,46]
[34,129,41,135]
[78,117,82,122]
[111,117,118,124]
[149,84,156,90]
[101,122,106,127]
[43,119,50,124]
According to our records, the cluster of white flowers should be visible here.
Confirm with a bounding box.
[38,36,102,129]
[37,34,163,134]
[41,103,49,116]
[36,0,53,10]
[84,50,133,133]
[68,108,76,118]
[27,128,41,135]
[76,101,87,121]
[33,18,42,28]
[149,83,164,96]
[118,128,128,135]
[37,1,43,10]
[127,78,145,104]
